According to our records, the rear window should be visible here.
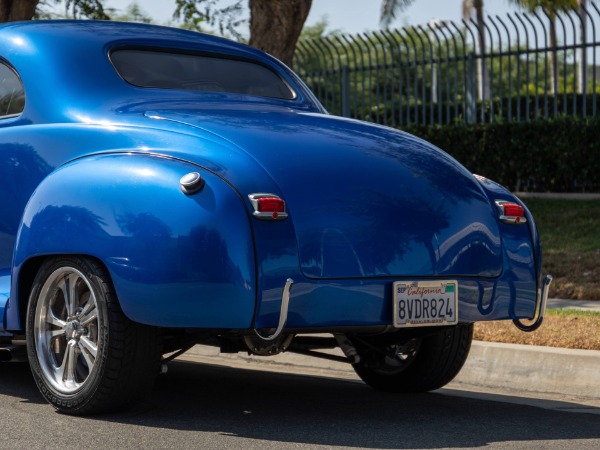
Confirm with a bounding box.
[0,62,25,118]
[111,49,295,100]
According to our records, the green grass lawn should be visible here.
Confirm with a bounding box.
[521,199,600,300]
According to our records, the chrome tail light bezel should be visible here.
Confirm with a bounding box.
[248,193,289,221]
[495,200,527,225]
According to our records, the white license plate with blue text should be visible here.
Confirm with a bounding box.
[393,280,458,327]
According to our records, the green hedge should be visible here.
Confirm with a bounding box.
[362,94,600,126]
[403,116,600,193]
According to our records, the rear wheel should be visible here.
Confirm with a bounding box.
[26,256,162,415]
[350,323,473,392]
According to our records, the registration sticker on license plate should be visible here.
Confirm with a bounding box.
[393,280,458,327]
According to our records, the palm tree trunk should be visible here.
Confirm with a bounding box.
[549,17,558,96]
[578,0,587,95]
[475,1,489,100]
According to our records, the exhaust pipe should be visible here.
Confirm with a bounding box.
[0,346,27,362]
[0,347,13,362]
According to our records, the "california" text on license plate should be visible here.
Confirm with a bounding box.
[393,280,458,327]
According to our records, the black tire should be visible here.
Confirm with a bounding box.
[26,256,162,415]
[350,323,473,393]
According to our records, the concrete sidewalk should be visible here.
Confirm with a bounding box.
[548,298,600,311]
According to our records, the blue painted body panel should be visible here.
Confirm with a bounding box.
[148,110,505,279]
[0,20,541,334]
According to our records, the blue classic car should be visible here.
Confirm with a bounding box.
[0,20,551,414]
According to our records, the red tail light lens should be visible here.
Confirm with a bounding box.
[495,200,527,224]
[257,197,285,213]
[502,203,525,218]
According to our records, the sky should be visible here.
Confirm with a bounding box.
[96,0,518,35]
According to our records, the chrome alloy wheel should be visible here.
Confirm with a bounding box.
[34,267,100,394]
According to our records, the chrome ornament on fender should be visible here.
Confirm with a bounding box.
[180,172,205,195]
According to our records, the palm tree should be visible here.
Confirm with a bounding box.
[508,0,578,95]
[379,0,415,29]
[112,2,153,23]
[462,0,489,100]
[382,1,490,100]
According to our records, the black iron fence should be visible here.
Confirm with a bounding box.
[294,2,600,126]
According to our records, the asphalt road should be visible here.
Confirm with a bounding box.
[1,359,599,450]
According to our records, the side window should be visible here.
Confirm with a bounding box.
[0,62,25,118]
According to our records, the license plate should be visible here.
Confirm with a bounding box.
[393,280,458,327]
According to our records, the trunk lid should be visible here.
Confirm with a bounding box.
[146,107,502,279]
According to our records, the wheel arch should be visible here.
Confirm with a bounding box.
[15,254,109,334]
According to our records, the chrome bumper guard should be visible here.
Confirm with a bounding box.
[253,278,294,341]
[513,274,553,332]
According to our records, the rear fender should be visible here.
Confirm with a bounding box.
[474,175,540,318]
[7,153,256,330]
[474,175,541,276]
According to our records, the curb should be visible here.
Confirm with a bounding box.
[455,341,600,400]
[548,299,600,311]
[516,192,600,200]
[180,339,600,403]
